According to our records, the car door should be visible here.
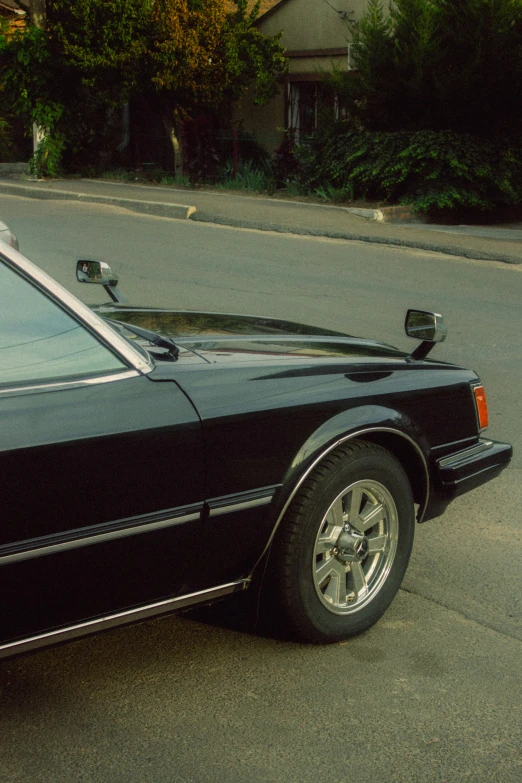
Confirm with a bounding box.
[0,258,205,646]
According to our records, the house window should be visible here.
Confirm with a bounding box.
[287,82,339,142]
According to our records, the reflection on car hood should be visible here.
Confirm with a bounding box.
[94,306,406,363]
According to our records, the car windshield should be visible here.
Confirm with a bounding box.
[0,261,127,385]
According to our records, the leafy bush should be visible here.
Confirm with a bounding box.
[29,131,65,178]
[295,128,522,213]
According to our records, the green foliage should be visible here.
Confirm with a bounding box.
[295,127,522,212]
[0,1,149,174]
[0,114,13,161]
[220,1,287,112]
[314,181,355,203]
[216,159,275,193]
[29,130,65,177]
[0,0,285,174]
[161,173,191,186]
[339,0,522,136]
[314,1,522,212]
[48,0,149,90]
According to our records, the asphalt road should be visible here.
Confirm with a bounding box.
[1,196,521,783]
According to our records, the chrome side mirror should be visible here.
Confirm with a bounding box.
[77,260,118,286]
[405,309,447,361]
[76,260,127,303]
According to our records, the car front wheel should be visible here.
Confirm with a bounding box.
[271,439,415,643]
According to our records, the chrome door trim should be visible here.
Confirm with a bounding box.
[0,369,140,396]
[209,496,273,516]
[0,580,248,659]
[207,485,279,517]
[0,247,153,374]
[250,426,429,575]
[0,509,203,565]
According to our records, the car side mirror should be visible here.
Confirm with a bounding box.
[76,260,127,303]
[405,309,447,361]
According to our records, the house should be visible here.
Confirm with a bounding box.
[0,0,25,34]
[235,0,369,152]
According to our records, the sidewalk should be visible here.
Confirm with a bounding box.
[0,176,521,265]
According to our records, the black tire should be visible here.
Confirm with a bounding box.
[270,439,415,643]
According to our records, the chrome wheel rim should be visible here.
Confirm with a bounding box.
[312,480,399,615]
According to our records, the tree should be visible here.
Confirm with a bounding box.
[0,0,285,175]
[338,0,522,136]
[0,0,150,174]
[144,0,286,173]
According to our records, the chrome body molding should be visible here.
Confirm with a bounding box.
[0,509,202,565]
[0,369,140,396]
[209,496,273,517]
[0,247,153,374]
[0,580,248,659]
[250,426,429,576]
[438,439,493,467]
[207,485,279,518]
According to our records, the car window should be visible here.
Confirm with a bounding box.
[0,261,127,386]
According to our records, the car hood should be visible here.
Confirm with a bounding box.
[94,306,407,364]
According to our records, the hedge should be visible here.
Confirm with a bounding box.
[295,128,522,213]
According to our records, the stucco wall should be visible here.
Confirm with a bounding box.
[288,53,348,76]
[259,0,368,51]
[235,86,286,153]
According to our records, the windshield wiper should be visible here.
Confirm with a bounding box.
[108,319,180,360]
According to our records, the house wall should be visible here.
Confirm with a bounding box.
[236,86,286,154]
[234,0,369,154]
[258,0,366,50]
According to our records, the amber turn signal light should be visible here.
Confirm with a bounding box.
[473,385,489,430]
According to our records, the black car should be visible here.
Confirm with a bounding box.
[0,246,512,658]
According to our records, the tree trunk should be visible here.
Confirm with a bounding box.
[30,0,46,28]
[162,115,183,178]
[30,0,47,157]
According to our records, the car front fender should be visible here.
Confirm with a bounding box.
[249,405,431,577]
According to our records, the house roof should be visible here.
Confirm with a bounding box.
[0,0,25,14]
[0,1,283,23]
[255,0,283,14]
[1,1,283,20]
[225,1,283,16]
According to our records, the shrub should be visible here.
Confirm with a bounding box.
[29,131,66,178]
[295,128,522,213]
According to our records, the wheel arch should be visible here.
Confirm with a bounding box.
[249,408,430,579]
[358,430,428,513]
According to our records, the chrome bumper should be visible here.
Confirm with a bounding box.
[422,438,512,521]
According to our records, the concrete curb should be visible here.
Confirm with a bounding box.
[0,181,196,220]
[344,205,425,223]
[379,205,424,223]
[1,179,520,265]
[0,162,29,176]
[345,207,384,222]
[191,212,522,265]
